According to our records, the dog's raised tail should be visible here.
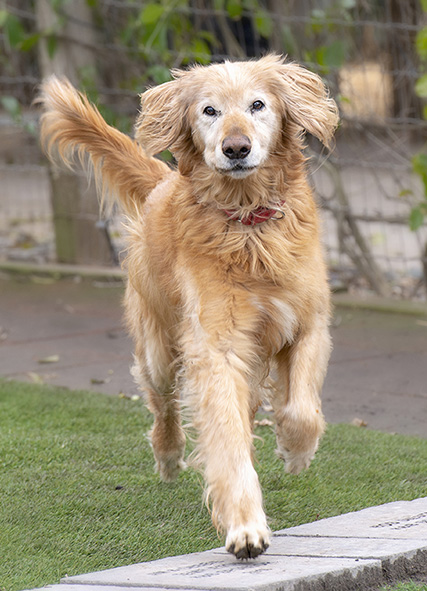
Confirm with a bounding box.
[38,76,170,216]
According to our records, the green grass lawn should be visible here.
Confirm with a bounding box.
[1,380,426,591]
[382,583,427,591]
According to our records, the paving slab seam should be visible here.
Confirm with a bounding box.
[274,535,424,539]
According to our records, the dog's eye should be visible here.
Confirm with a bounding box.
[251,100,265,112]
[203,106,217,117]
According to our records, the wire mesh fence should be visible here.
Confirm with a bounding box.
[1,0,426,299]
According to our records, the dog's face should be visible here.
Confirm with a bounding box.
[135,55,338,177]
[188,64,282,179]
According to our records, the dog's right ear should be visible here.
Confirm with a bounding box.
[135,79,186,157]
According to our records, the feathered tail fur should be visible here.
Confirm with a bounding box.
[38,76,170,216]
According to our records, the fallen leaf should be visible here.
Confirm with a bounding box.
[38,354,60,364]
[351,417,368,428]
[91,377,106,385]
[30,275,57,285]
[27,371,44,384]
[254,418,274,427]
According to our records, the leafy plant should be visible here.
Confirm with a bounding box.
[303,0,354,74]
[0,95,37,136]
[409,153,427,231]
[411,4,427,231]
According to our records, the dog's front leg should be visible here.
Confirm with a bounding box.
[180,313,270,558]
[273,311,331,475]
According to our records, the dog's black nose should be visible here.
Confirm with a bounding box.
[222,135,251,160]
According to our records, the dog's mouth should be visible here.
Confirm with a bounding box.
[217,163,258,178]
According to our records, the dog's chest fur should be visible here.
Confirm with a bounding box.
[126,178,327,359]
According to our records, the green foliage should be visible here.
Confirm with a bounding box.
[409,202,427,232]
[0,9,29,49]
[303,0,353,74]
[0,0,355,135]
[253,7,273,39]
[0,96,37,136]
[123,0,214,71]
[382,582,427,591]
[411,18,427,232]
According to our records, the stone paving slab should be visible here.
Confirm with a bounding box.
[275,497,427,540]
[23,497,427,591]
[60,554,381,591]
[29,588,162,591]
[269,535,426,559]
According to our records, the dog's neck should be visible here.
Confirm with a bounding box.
[192,165,283,210]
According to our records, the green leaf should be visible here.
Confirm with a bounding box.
[140,3,165,25]
[415,74,427,98]
[47,34,58,59]
[0,96,21,120]
[146,65,172,85]
[320,40,347,69]
[4,13,25,47]
[281,25,296,55]
[409,207,425,231]
[339,0,356,8]
[412,153,427,177]
[0,9,9,27]
[254,9,273,39]
[51,0,67,10]
[412,153,427,198]
[311,8,325,19]
[19,33,41,52]
[421,0,427,12]
[226,0,242,19]
[416,28,427,60]
[191,38,211,65]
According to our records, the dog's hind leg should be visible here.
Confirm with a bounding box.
[272,312,331,475]
[131,349,186,482]
[146,385,186,483]
[127,292,186,483]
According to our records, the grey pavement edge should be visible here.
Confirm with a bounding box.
[24,497,427,591]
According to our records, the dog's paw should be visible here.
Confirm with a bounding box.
[225,523,270,560]
[276,440,318,475]
[155,455,186,482]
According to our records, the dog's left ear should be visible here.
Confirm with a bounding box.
[135,77,187,157]
[274,61,339,148]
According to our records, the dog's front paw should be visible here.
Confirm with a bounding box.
[155,454,186,482]
[276,439,319,475]
[225,523,270,559]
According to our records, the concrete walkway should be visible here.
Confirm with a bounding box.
[25,498,427,591]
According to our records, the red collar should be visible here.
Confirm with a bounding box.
[223,202,286,226]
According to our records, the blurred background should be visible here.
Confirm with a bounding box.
[1,0,427,301]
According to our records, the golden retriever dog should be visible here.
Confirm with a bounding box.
[38,55,338,559]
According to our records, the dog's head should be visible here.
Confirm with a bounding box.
[135,55,338,177]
